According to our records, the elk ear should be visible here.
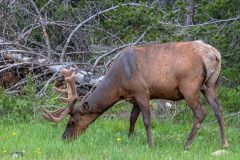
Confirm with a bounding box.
[82,102,89,112]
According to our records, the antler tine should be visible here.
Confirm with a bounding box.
[41,99,77,123]
[60,67,75,77]
[47,107,71,123]
[41,67,79,123]
[59,71,78,103]
[42,113,55,122]
[53,67,75,97]
[53,87,68,95]
[40,107,66,117]
[40,107,67,122]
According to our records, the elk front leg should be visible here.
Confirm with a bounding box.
[136,96,154,147]
[128,103,140,136]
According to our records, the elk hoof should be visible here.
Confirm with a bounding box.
[222,142,230,149]
[184,143,191,150]
[148,140,154,148]
[128,131,133,137]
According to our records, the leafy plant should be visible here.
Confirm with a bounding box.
[218,86,240,112]
[236,86,240,92]
[0,75,60,122]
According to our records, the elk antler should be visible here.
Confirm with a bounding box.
[53,67,78,102]
[41,99,77,122]
[41,68,78,123]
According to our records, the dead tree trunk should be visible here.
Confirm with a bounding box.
[185,0,195,40]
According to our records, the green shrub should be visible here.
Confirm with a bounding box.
[218,86,240,112]
[222,68,240,85]
[236,86,240,92]
[0,76,60,123]
[0,76,36,122]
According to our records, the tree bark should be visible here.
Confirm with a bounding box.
[185,0,195,40]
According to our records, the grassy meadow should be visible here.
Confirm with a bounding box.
[1,112,240,160]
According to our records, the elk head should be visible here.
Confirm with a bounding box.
[41,67,98,140]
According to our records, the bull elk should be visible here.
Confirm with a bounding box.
[41,41,229,149]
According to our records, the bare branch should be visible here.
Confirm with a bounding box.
[60,3,150,62]
[40,0,53,12]
[0,62,32,73]
[0,50,46,58]
[29,0,52,60]
[204,111,240,127]
[20,21,76,39]
[93,44,132,68]
[0,42,31,51]
[175,16,240,28]
[93,29,148,68]
[4,71,51,92]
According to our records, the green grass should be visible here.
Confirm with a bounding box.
[0,116,240,160]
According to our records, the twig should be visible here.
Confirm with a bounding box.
[204,111,240,126]
[20,21,77,38]
[93,44,133,68]
[0,42,31,51]
[93,29,148,68]
[4,71,51,92]
[0,50,46,58]
[29,0,52,61]
[19,19,38,41]
[166,16,240,28]
[60,3,149,62]
[0,62,32,73]
[40,0,53,12]
[104,30,149,68]
[36,72,61,99]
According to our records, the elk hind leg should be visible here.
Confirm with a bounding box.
[202,85,229,148]
[184,96,206,149]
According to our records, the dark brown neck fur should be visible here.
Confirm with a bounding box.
[84,75,121,114]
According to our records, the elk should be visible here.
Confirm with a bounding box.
[41,41,229,149]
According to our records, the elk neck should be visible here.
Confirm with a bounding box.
[83,75,121,114]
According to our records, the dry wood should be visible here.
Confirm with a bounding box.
[60,3,149,62]
[29,0,52,61]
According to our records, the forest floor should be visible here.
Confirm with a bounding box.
[1,115,240,160]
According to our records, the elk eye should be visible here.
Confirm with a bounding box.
[82,102,89,111]
[69,120,75,125]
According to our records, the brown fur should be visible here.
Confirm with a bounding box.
[62,41,229,149]
[0,72,19,88]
